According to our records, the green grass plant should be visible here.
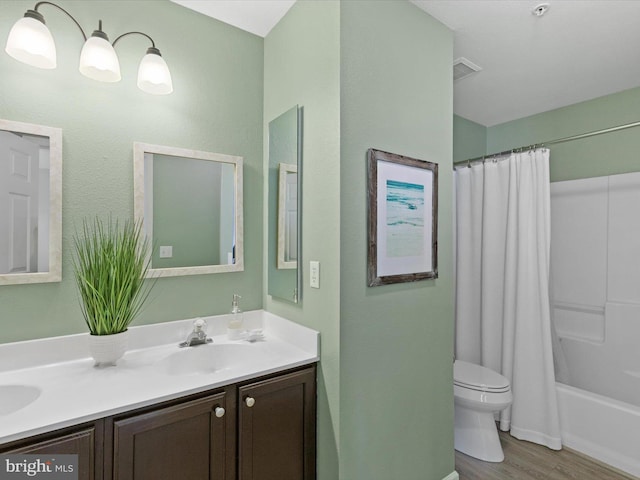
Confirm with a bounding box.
[73,216,154,336]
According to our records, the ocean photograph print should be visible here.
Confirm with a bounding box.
[367,148,438,286]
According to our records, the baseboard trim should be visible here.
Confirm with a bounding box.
[442,471,459,480]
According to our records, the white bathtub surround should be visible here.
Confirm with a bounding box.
[549,171,640,477]
[0,310,319,444]
[551,172,640,406]
[558,303,640,406]
[455,149,562,451]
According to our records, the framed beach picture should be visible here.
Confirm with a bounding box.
[367,149,438,286]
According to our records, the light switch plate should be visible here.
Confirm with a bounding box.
[310,261,320,289]
[159,246,173,258]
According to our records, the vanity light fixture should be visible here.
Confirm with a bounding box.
[4,1,173,95]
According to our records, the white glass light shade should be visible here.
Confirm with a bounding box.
[137,52,173,95]
[79,35,121,82]
[5,16,56,69]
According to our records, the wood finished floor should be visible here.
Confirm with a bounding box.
[455,430,639,480]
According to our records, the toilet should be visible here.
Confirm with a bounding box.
[453,360,513,462]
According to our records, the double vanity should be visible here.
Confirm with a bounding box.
[0,108,309,478]
[0,311,319,480]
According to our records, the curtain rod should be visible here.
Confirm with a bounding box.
[453,120,640,166]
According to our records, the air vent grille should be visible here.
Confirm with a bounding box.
[453,57,482,81]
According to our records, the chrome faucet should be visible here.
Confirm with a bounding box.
[179,318,213,348]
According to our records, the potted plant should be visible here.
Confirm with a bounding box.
[72,216,154,366]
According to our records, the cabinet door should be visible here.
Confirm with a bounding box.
[112,392,229,480]
[238,367,316,480]
[0,422,103,480]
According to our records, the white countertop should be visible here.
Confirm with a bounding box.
[0,310,319,444]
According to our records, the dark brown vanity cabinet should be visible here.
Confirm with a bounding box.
[0,421,104,480]
[106,391,233,480]
[0,365,316,480]
[238,368,316,480]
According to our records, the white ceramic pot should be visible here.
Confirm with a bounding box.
[88,330,129,367]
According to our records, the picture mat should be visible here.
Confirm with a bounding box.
[376,160,433,277]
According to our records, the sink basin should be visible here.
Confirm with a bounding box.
[160,343,268,376]
[0,385,41,415]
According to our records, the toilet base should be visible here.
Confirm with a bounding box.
[454,404,504,462]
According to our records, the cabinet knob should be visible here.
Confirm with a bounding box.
[245,396,255,408]
[214,406,225,418]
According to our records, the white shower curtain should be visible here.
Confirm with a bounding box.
[455,149,562,450]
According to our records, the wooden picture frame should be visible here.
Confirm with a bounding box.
[367,148,438,286]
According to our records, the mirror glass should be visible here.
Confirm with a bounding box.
[134,143,243,277]
[0,119,62,285]
[268,106,302,303]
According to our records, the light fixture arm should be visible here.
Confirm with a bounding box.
[32,1,87,41]
[112,31,157,51]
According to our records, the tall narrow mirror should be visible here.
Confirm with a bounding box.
[134,142,243,277]
[0,119,62,285]
[268,106,302,303]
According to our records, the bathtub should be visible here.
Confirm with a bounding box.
[552,302,640,477]
[556,382,640,477]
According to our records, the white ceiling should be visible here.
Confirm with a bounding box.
[413,0,640,126]
[172,0,640,127]
[170,0,296,37]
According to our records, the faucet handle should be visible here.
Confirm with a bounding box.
[193,318,206,330]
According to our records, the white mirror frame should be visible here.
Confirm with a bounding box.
[133,142,244,278]
[0,119,62,285]
[277,162,297,270]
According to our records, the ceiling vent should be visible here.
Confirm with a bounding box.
[453,57,482,82]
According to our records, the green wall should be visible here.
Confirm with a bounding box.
[0,0,264,343]
[265,3,456,478]
[264,2,341,479]
[340,2,455,479]
[486,86,640,182]
[453,115,486,163]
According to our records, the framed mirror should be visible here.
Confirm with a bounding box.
[268,106,302,303]
[0,119,62,285]
[133,142,243,277]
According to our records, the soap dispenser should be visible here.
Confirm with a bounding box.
[227,294,245,340]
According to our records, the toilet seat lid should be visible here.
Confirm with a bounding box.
[454,360,510,393]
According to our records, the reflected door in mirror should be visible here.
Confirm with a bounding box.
[0,119,61,285]
[278,163,297,269]
[0,131,41,273]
